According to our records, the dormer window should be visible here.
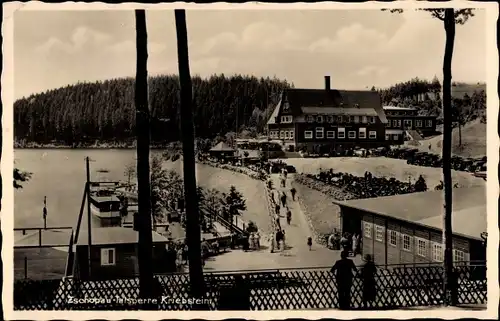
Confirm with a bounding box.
[281,115,293,123]
[306,115,314,123]
[337,115,343,123]
[283,101,290,111]
[316,115,324,123]
[369,116,376,124]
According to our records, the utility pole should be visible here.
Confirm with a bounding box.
[85,156,92,278]
[175,9,205,302]
[135,9,154,301]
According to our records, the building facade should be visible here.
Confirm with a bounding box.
[383,106,438,144]
[267,76,389,154]
[333,187,486,266]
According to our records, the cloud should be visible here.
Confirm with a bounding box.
[196,21,306,56]
[309,23,389,53]
[356,65,388,77]
[35,26,112,55]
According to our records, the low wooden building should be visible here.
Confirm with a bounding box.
[73,227,172,280]
[209,141,236,160]
[333,186,486,265]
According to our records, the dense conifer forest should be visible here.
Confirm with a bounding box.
[14,74,292,147]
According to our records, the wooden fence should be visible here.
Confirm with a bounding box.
[14,262,486,310]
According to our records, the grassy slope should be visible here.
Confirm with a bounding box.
[414,120,486,158]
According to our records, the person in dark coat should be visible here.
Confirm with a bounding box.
[280,192,287,207]
[331,251,358,310]
[218,275,251,310]
[290,187,297,201]
[361,254,377,309]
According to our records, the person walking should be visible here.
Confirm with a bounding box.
[290,187,296,201]
[361,254,377,309]
[286,207,292,225]
[255,231,261,250]
[331,251,358,310]
[280,192,287,207]
[307,236,313,251]
[275,203,280,215]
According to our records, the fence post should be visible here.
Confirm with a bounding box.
[24,257,27,279]
[38,229,42,247]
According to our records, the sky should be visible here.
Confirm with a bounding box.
[14,8,487,100]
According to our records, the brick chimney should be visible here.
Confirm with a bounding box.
[325,75,331,91]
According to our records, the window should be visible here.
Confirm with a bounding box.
[404,119,412,128]
[375,225,384,242]
[432,243,443,262]
[416,120,423,127]
[280,131,285,139]
[306,115,314,123]
[426,120,433,128]
[101,248,116,266]
[338,127,346,139]
[359,128,367,139]
[284,131,289,139]
[354,116,360,123]
[453,249,465,263]
[393,134,399,141]
[317,115,324,123]
[327,115,334,123]
[289,131,294,139]
[389,230,398,246]
[416,238,427,257]
[304,131,313,139]
[402,234,412,252]
[345,116,351,123]
[369,116,376,124]
[393,120,401,127]
[385,134,391,141]
[364,222,372,238]
[281,115,293,123]
[315,127,324,139]
[361,116,368,123]
[369,131,377,139]
[326,131,335,139]
[348,131,356,139]
[337,116,343,123]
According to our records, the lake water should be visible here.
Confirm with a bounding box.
[13,149,269,232]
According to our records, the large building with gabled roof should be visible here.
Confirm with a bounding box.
[266,76,389,154]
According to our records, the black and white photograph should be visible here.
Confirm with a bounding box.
[2,1,498,318]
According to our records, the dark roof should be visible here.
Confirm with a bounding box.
[210,142,235,152]
[76,227,169,245]
[267,88,387,124]
[333,186,486,240]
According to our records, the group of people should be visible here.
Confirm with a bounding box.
[267,169,295,253]
[311,169,419,199]
[327,232,361,256]
[331,251,377,310]
[244,231,261,251]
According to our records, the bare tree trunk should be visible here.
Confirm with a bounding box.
[442,8,456,307]
[175,9,206,302]
[135,9,154,301]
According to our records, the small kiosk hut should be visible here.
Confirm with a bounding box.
[209,142,236,161]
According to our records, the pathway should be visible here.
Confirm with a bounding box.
[204,173,363,272]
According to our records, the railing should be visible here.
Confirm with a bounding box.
[14,262,487,310]
[14,227,73,249]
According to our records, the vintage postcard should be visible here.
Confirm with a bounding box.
[2,0,498,320]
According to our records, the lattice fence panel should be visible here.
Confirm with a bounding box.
[13,264,487,310]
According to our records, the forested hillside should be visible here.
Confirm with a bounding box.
[14,74,291,147]
[377,77,486,123]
